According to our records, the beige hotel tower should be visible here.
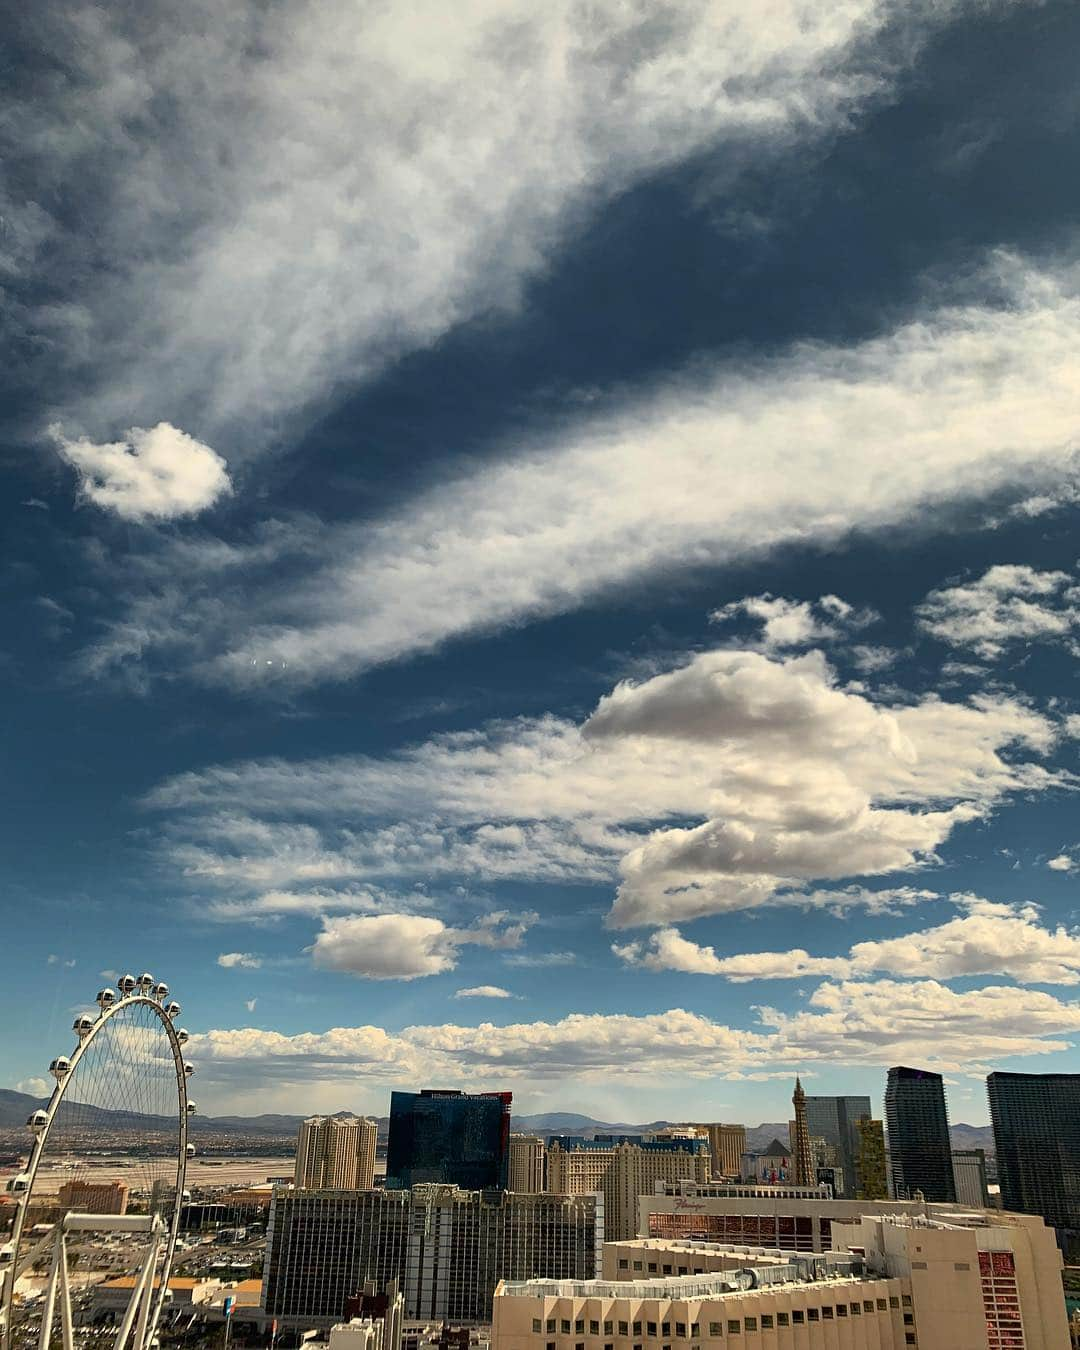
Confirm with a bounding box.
[294,1114,378,1189]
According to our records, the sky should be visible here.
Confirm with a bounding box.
[3,0,1080,1128]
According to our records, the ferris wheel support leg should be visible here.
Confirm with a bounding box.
[131,1229,162,1350]
[36,1234,63,1350]
[112,1236,157,1350]
[57,1236,74,1350]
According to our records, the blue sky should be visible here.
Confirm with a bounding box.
[3,0,1080,1126]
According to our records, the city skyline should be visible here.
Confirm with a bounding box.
[4,2,1080,1126]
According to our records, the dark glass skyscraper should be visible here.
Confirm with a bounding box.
[988,1072,1080,1231]
[803,1095,872,1198]
[386,1089,512,1190]
[885,1065,956,1202]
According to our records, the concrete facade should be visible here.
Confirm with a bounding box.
[295,1116,379,1190]
[57,1179,129,1214]
[263,1184,601,1327]
[639,1181,987,1254]
[547,1138,711,1242]
[492,1212,1068,1350]
[509,1135,546,1194]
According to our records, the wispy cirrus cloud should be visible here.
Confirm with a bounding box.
[3,0,961,450]
[78,256,1080,692]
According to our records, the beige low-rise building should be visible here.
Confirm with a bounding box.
[640,1180,990,1253]
[493,1210,1069,1350]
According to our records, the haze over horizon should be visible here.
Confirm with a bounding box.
[3,0,1080,1127]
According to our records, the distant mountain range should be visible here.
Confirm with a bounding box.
[0,1090,996,1152]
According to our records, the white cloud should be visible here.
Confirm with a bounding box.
[10,0,954,446]
[245,998,258,1013]
[916,563,1080,658]
[156,258,1080,689]
[711,593,878,653]
[618,897,1080,985]
[455,985,515,999]
[217,952,263,969]
[1048,854,1077,873]
[311,911,533,980]
[150,645,1064,928]
[47,954,76,968]
[759,978,1080,1070]
[53,422,230,521]
[16,1077,50,1097]
[188,975,1080,1099]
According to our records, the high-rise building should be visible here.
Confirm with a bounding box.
[952,1148,990,1209]
[988,1071,1080,1231]
[885,1066,956,1202]
[687,1124,745,1179]
[508,1133,545,1193]
[493,1209,1069,1350]
[791,1078,814,1188]
[57,1179,130,1215]
[386,1089,511,1191]
[295,1116,379,1190]
[853,1116,888,1200]
[263,1184,600,1326]
[546,1134,711,1240]
[799,1095,872,1198]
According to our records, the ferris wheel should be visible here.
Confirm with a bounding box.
[0,974,194,1350]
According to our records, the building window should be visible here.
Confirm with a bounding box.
[647,1324,657,1338]
[837,1305,847,1317]
[662,1265,672,1276]
[662,1325,671,1338]
[905,1337,916,1346]
[911,1261,927,1270]
[791,1312,804,1326]
[561,1322,571,1334]
[776,1314,789,1328]
[807,1309,819,1322]
[743,1319,756,1332]
[633,1324,642,1337]
[954,1263,970,1271]
[889,1297,900,1310]
[759,1316,772,1330]
[590,1323,599,1336]
[576,1322,585,1334]
[619,1260,629,1270]
[726,1322,740,1336]
[902,1296,912,1308]
[648,1264,658,1274]
[876,1300,887,1311]
[533,1322,542,1334]
[904,1314,914,1326]
[708,1325,721,1337]
[547,1322,556,1334]
[675,1324,686,1338]
[863,1302,874,1314]
[605,1344,613,1350]
[690,1324,700,1338]
[604,1323,613,1336]
[619,1324,629,1337]
[546,1343,556,1350]
[822,1307,833,1319]
[633,1262,643,1272]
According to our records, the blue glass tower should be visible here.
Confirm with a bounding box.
[386,1088,512,1190]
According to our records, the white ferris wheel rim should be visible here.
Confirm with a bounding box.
[1,987,190,1350]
